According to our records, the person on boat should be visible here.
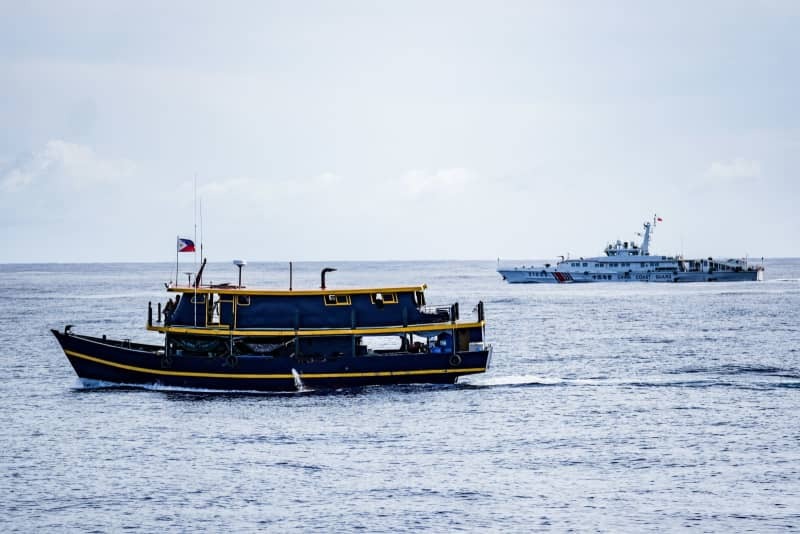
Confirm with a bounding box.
[162,297,176,324]
[430,333,453,354]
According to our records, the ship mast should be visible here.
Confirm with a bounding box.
[641,214,658,256]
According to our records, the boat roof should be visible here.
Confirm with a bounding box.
[167,284,428,296]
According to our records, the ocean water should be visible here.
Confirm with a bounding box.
[1,259,799,532]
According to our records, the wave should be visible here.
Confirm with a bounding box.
[628,336,676,344]
[490,297,526,305]
[774,382,800,389]
[669,364,800,379]
[461,374,567,387]
[461,372,800,391]
[72,378,311,396]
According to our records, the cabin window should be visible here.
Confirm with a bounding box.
[371,292,398,305]
[324,294,351,306]
[582,262,588,267]
[237,295,251,306]
[190,295,206,304]
[363,335,405,352]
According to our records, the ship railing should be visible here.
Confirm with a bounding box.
[420,302,485,324]
[148,300,175,326]
[419,304,455,323]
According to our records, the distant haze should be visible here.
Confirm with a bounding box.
[1,1,798,262]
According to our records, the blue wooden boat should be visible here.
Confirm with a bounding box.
[52,265,491,391]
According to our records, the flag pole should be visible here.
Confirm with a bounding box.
[193,175,198,327]
[200,198,204,260]
[175,235,179,286]
[193,175,198,275]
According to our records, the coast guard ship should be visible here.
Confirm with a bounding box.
[498,215,764,283]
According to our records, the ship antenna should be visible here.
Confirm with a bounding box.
[233,260,247,288]
[193,174,199,327]
[193,174,198,272]
[642,219,652,256]
[199,197,204,260]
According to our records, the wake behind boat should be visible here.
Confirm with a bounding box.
[53,258,491,392]
[498,215,764,283]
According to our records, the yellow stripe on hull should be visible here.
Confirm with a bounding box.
[65,349,486,380]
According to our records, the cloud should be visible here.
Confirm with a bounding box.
[401,168,473,195]
[0,140,134,192]
[704,158,761,181]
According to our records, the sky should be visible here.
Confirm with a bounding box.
[1,1,798,262]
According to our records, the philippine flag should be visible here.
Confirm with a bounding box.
[657,217,663,222]
[178,238,195,253]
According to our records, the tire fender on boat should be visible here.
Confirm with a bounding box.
[449,354,462,367]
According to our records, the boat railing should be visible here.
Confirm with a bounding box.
[148,300,175,327]
[418,302,485,324]
[420,304,455,323]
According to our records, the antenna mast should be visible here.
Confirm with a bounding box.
[193,174,198,269]
[200,197,204,260]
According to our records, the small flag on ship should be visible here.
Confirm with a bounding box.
[177,238,195,253]
[657,217,663,222]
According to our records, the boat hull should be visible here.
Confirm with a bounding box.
[567,270,763,283]
[497,269,563,284]
[500,268,762,283]
[52,330,491,391]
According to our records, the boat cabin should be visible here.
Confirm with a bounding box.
[160,285,451,330]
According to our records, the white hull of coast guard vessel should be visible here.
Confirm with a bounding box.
[497,264,569,284]
[498,216,764,284]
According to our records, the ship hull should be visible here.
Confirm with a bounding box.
[497,269,562,284]
[567,270,763,283]
[500,268,762,283]
[671,270,763,282]
[52,330,491,391]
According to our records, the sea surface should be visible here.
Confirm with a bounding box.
[1,259,799,532]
